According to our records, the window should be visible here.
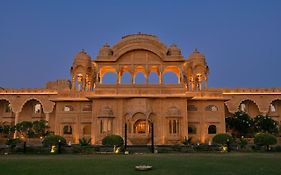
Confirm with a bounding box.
[63,125,72,135]
[134,119,147,134]
[208,125,216,134]
[64,105,74,112]
[34,103,42,114]
[187,105,198,111]
[82,104,92,112]
[205,105,218,112]
[100,119,112,134]
[169,119,179,134]
[188,126,197,134]
[4,103,12,113]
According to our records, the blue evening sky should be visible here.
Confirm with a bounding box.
[0,0,280,88]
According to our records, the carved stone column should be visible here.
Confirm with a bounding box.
[45,113,50,124]
[13,112,20,138]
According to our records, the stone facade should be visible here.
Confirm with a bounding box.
[1,33,281,145]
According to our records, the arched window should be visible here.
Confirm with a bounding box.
[135,72,146,84]
[121,72,132,84]
[102,72,117,84]
[63,125,72,135]
[187,105,198,111]
[168,119,179,134]
[163,72,178,84]
[100,119,113,134]
[34,103,42,114]
[64,105,74,112]
[205,105,218,112]
[148,72,159,84]
[208,125,216,134]
[188,126,197,134]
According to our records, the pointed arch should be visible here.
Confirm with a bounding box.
[121,72,132,84]
[238,99,260,117]
[148,72,159,84]
[163,72,178,84]
[135,72,146,84]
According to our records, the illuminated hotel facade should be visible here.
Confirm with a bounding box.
[0,33,280,144]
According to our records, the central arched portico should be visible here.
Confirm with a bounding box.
[125,112,154,145]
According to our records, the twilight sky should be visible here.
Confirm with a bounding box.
[0,0,280,88]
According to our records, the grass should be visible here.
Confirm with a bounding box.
[0,153,281,175]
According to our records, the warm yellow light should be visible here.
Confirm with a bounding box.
[50,145,56,153]
[222,146,228,152]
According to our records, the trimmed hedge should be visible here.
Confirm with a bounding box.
[102,135,124,147]
[42,135,66,147]
[212,133,233,145]
[254,133,277,150]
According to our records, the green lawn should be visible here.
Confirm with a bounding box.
[0,153,281,175]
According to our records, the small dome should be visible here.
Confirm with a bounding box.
[98,43,113,57]
[188,48,206,65]
[167,44,181,56]
[73,50,92,68]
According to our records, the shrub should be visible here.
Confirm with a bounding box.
[212,133,233,145]
[182,137,192,145]
[42,135,66,147]
[254,133,277,151]
[239,137,248,149]
[102,135,124,147]
[6,138,21,148]
[79,137,92,146]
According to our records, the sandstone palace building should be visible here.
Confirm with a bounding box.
[1,34,281,145]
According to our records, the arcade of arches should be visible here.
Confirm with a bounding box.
[1,33,281,145]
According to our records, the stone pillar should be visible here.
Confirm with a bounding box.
[45,113,50,124]
[82,76,86,91]
[117,71,121,84]
[71,75,76,90]
[13,112,20,139]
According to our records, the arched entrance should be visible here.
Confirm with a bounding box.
[134,119,151,134]
[127,112,152,145]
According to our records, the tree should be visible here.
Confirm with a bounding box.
[16,121,33,138]
[226,111,254,137]
[0,123,15,138]
[32,120,48,137]
[254,133,277,151]
[254,115,279,134]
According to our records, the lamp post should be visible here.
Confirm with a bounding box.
[125,123,127,151]
[151,123,154,153]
